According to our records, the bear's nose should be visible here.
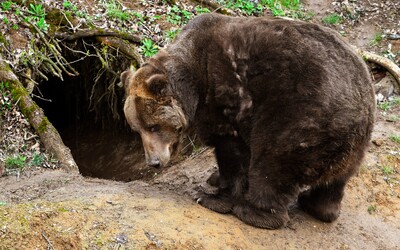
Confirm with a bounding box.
[147,158,161,168]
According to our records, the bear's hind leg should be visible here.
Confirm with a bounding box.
[298,178,346,222]
[197,136,250,214]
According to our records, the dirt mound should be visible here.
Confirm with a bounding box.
[0,147,399,249]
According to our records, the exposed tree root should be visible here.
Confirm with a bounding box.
[0,55,79,173]
[356,48,400,89]
[53,30,142,44]
[191,0,235,15]
[96,37,144,67]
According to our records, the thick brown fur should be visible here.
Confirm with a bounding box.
[122,13,375,229]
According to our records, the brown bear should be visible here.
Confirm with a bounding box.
[121,13,375,229]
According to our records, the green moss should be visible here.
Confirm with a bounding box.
[38,116,50,134]
[24,104,38,117]
[58,207,69,212]
[46,9,74,28]
[10,86,27,102]
[8,84,40,118]
[0,60,12,72]
[0,33,7,46]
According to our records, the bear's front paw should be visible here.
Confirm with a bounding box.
[206,171,220,187]
[195,193,234,214]
[298,191,341,222]
[232,204,289,229]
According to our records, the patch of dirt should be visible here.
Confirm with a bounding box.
[1,0,400,249]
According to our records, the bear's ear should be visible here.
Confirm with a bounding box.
[145,74,170,96]
[120,69,134,90]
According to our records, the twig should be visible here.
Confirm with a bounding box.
[21,69,39,94]
[34,67,50,81]
[31,93,53,102]
[53,30,143,43]
[21,13,79,77]
[61,11,83,32]
[41,230,55,250]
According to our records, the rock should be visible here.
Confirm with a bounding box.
[374,75,397,101]
[372,139,384,146]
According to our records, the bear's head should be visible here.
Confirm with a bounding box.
[121,62,188,168]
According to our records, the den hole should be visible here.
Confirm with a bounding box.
[32,51,159,182]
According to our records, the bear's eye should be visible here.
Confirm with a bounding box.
[147,124,160,132]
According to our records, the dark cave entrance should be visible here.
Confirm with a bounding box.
[32,49,159,182]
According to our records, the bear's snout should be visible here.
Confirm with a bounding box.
[146,155,161,168]
[140,131,172,168]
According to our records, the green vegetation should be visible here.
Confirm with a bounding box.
[5,154,27,170]
[63,0,78,11]
[367,204,377,214]
[264,0,302,16]
[140,38,158,57]
[24,3,49,32]
[31,152,45,166]
[216,0,307,18]
[382,165,394,175]
[27,3,45,18]
[389,134,400,144]
[165,28,180,42]
[0,1,13,11]
[132,12,145,24]
[378,101,390,111]
[378,97,400,111]
[167,5,193,25]
[3,17,9,24]
[322,14,342,25]
[230,0,262,15]
[104,0,129,21]
[370,32,383,46]
[62,0,88,18]
[194,6,211,14]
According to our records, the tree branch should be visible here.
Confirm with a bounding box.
[53,30,143,44]
[96,36,144,67]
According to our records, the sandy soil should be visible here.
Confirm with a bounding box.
[1,0,400,249]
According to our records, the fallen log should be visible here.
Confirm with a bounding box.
[0,55,79,173]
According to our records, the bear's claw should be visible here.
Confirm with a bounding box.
[232,204,289,229]
[196,193,234,214]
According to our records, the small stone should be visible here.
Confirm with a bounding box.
[372,139,384,146]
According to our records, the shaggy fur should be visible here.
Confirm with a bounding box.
[122,13,375,229]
